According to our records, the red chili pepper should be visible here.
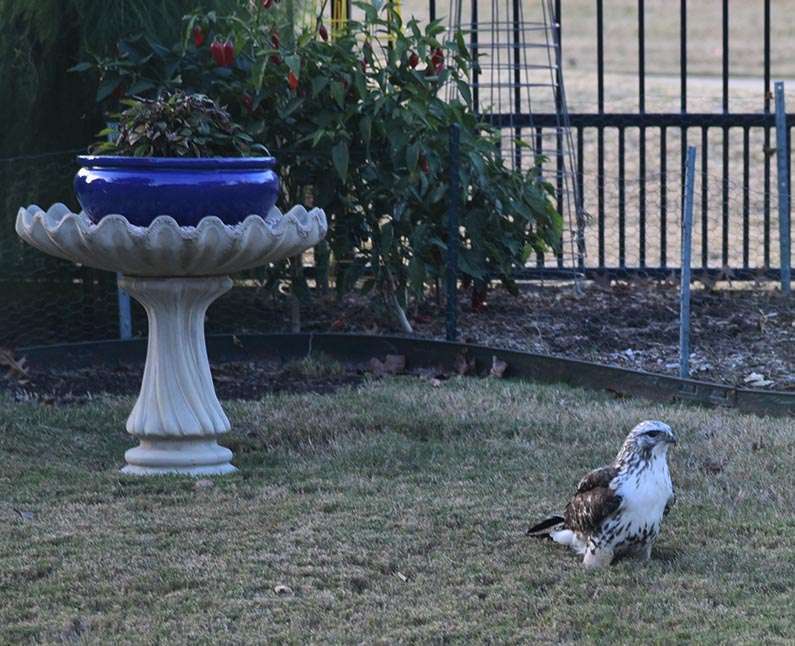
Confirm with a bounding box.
[319,24,329,41]
[430,47,445,73]
[192,26,205,47]
[288,70,299,91]
[270,54,283,65]
[242,94,253,112]
[210,40,225,66]
[420,156,430,173]
[408,52,419,68]
[222,40,235,67]
[271,32,280,49]
[261,0,273,7]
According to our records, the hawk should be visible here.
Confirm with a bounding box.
[527,420,677,569]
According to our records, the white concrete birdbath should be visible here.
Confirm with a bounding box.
[16,203,327,475]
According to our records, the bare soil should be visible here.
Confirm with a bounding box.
[2,282,792,401]
[0,358,366,405]
[277,281,795,391]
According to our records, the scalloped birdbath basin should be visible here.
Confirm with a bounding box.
[16,203,327,475]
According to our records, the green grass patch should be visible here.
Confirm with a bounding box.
[1,377,793,643]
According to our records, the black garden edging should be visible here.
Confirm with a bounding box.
[18,333,795,417]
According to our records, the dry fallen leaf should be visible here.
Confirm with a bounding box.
[193,478,214,491]
[0,348,29,384]
[14,509,34,521]
[454,352,476,376]
[383,354,406,374]
[702,459,726,475]
[490,356,508,378]
[368,357,386,376]
[743,372,775,388]
[368,355,406,377]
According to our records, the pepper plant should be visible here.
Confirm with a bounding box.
[77,1,562,322]
[93,90,268,157]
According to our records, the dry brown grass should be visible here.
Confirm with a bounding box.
[1,375,793,643]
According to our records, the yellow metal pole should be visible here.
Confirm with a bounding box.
[388,0,402,46]
[332,0,348,38]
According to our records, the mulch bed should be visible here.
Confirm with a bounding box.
[239,280,794,391]
[0,359,367,405]
[1,281,793,403]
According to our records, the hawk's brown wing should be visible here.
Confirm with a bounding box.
[564,466,621,534]
[575,466,618,494]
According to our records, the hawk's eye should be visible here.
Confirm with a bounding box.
[647,430,661,437]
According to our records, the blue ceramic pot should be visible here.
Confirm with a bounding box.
[74,156,280,227]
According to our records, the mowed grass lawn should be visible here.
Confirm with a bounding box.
[1,375,793,644]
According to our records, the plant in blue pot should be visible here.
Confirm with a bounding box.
[75,91,279,227]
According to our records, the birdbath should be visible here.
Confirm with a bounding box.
[16,202,327,475]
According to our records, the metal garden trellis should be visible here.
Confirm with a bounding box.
[444,0,586,279]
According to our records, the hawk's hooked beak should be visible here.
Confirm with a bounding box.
[667,432,678,445]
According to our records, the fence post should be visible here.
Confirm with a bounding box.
[774,81,791,297]
[106,121,133,340]
[116,275,133,340]
[680,146,696,379]
[446,123,461,342]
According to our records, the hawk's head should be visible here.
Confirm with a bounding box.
[618,420,677,463]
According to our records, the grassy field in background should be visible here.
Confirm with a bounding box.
[1,375,793,643]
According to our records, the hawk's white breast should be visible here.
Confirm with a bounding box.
[613,452,673,537]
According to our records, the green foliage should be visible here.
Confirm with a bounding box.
[93,91,268,157]
[77,1,562,303]
[0,0,242,155]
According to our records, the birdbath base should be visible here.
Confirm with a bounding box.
[121,438,236,476]
[119,275,237,476]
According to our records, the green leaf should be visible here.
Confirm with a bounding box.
[330,81,345,109]
[405,142,419,172]
[96,77,121,102]
[285,54,302,78]
[359,116,372,146]
[311,76,329,98]
[128,79,156,95]
[408,256,426,295]
[456,79,472,106]
[68,62,93,73]
[458,251,486,280]
[331,140,349,182]
[380,222,394,252]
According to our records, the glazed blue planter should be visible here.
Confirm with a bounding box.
[74,156,280,227]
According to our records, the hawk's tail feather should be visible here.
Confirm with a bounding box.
[526,515,565,537]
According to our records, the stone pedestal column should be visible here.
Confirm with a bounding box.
[118,275,236,475]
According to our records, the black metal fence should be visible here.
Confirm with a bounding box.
[439,0,793,280]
